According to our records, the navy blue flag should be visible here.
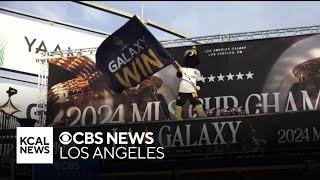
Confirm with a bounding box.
[96,15,174,93]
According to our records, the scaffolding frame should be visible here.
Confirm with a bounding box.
[160,25,320,48]
[36,54,49,126]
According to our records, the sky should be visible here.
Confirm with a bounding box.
[1,1,320,41]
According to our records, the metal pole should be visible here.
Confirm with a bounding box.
[0,6,110,36]
[73,1,190,39]
[141,1,144,19]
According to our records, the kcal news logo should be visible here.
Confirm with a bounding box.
[16,127,53,164]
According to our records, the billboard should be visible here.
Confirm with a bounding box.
[0,12,105,122]
[167,34,320,115]
[0,12,105,74]
[47,54,179,126]
[46,33,320,126]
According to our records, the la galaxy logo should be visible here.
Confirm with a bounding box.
[112,36,124,47]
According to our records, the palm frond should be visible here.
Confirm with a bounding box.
[0,39,7,66]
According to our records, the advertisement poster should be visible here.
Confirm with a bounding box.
[0,12,104,124]
[47,34,320,126]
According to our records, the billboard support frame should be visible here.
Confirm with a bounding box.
[160,25,320,47]
[36,53,49,126]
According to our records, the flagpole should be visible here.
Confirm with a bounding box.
[141,1,144,19]
[174,60,182,70]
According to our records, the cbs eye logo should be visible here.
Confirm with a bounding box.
[59,132,72,145]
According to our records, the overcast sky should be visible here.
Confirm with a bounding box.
[1,1,320,40]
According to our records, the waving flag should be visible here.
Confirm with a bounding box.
[96,15,174,93]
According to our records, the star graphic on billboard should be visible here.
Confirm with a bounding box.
[236,72,244,80]
[246,71,254,79]
[204,71,254,83]
[208,74,216,82]
[226,73,234,81]
[199,75,206,83]
[217,73,225,81]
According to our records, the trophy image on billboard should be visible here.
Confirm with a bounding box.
[290,57,320,110]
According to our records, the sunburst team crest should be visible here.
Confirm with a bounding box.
[0,87,20,117]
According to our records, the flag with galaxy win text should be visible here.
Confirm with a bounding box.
[95,15,174,93]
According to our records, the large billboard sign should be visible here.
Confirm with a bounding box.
[167,34,320,115]
[0,12,105,74]
[0,12,105,122]
[47,33,320,126]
